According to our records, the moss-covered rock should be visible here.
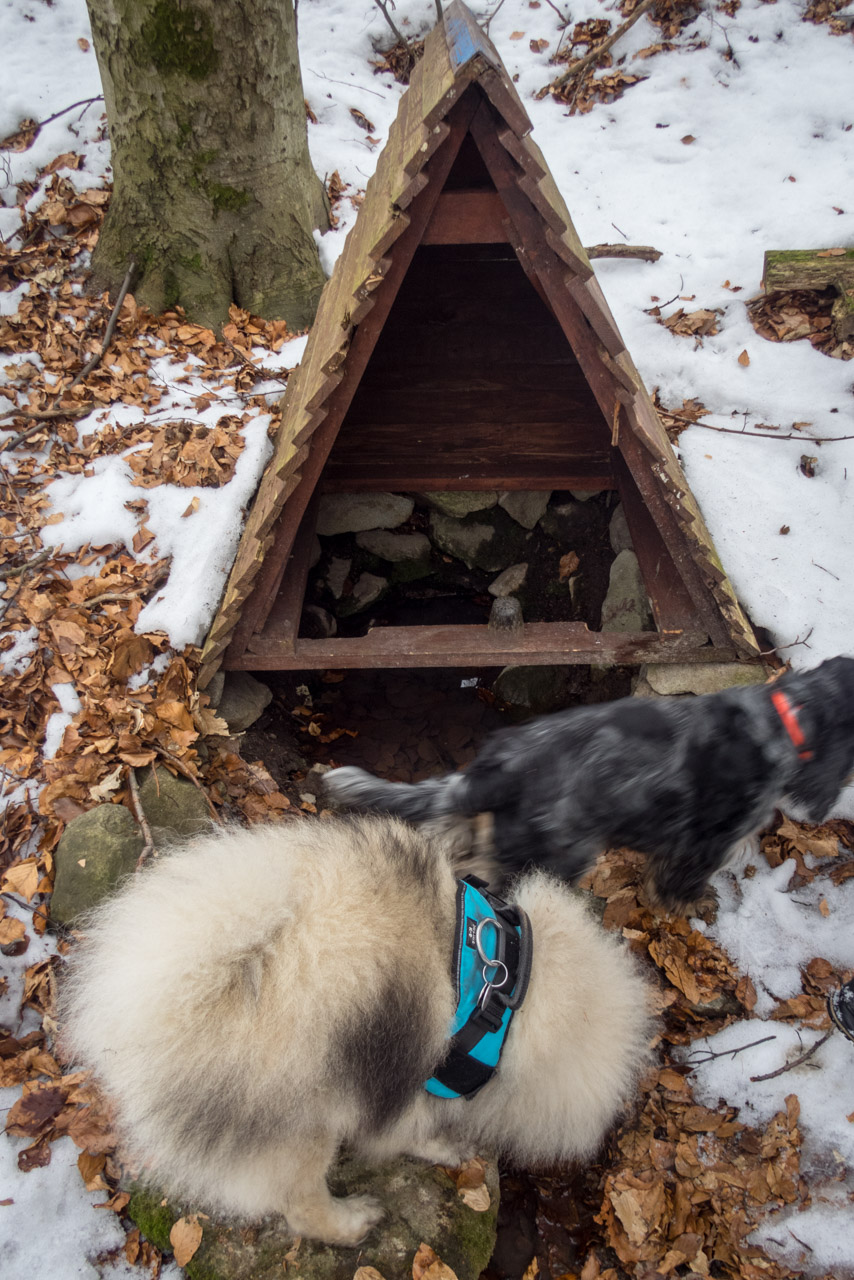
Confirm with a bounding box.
[128,1154,498,1280]
[51,804,144,924]
[137,764,213,845]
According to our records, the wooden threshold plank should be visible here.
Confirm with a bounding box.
[242,622,727,670]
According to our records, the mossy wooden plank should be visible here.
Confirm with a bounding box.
[763,248,854,290]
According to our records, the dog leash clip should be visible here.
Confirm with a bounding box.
[474,917,509,1026]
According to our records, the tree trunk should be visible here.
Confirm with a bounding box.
[86,0,330,330]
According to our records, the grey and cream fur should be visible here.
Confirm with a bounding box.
[59,815,651,1246]
[325,658,854,913]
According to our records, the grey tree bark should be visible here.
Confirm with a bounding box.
[86,0,330,330]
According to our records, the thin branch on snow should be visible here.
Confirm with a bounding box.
[482,0,507,36]
[750,1029,833,1082]
[665,413,854,444]
[685,1034,777,1065]
[31,95,104,133]
[373,0,410,50]
[586,243,662,262]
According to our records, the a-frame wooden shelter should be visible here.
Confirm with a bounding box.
[199,2,759,687]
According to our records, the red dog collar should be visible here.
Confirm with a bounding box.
[771,689,814,762]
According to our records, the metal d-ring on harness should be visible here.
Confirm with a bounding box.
[425,876,534,1100]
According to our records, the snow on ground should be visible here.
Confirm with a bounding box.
[2,0,854,1275]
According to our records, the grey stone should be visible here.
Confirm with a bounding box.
[336,572,388,617]
[51,804,144,924]
[429,509,528,573]
[639,662,767,698]
[538,500,602,543]
[608,503,634,555]
[420,490,498,518]
[325,557,351,601]
[498,491,551,529]
[216,672,273,734]
[127,1154,498,1280]
[494,665,571,716]
[316,493,414,536]
[204,670,225,708]
[137,764,213,845]
[488,563,528,597]
[356,530,433,582]
[600,550,653,633]
[569,489,602,502]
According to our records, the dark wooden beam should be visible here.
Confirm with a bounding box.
[320,469,614,493]
[422,189,508,243]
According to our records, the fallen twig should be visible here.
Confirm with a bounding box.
[685,1033,777,1065]
[483,0,507,36]
[0,891,71,938]
[0,549,51,623]
[156,749,223,825]
[2,549,50,580]
[28,95,104,135]
[0,404,93,425]
[127,768,157,871]
[373,0,410,49]
[537,0,656,98]
[750,1029,833,1082]
[0,258,134,453]
[586,243,662,262]
[758,627,814,657]
[66,258,136,393]
[663,411,854,444]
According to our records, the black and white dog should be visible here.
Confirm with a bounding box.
[325,657,854,914]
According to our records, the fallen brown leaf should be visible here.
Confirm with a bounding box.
[170,1215,203,1267]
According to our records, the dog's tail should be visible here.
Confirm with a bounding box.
[324,765,470,823]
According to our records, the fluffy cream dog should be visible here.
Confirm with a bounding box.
[60,815,651,1246]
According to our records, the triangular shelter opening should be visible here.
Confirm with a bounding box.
[199,2,758,687]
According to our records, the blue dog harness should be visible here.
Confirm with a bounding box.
[425,877,533,1100]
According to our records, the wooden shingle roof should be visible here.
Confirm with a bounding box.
[199,2,757,686]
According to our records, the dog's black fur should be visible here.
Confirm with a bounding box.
[324,657,854,912]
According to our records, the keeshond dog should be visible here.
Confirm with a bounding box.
[60,815,651,1246]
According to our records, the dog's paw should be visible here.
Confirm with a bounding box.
[407,1139,471,1166]
[329,1193,385,1245]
